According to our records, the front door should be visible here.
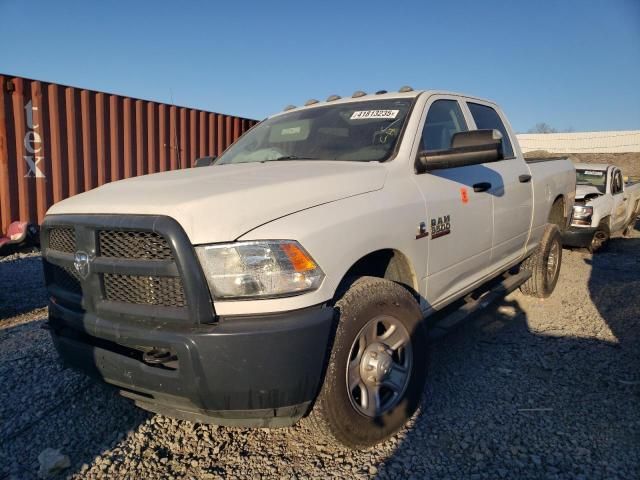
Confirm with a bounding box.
[610,169,628,230]
[413,97,494,307]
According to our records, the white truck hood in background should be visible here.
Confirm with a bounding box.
[575,184,604,200]
[47,161,387,244]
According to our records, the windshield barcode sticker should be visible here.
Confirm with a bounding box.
[350,110,399,120]
[583,170,604,176]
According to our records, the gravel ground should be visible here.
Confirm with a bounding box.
[1,225,639,480]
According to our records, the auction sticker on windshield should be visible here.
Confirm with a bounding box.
[350,110,399,120]
[584,170,604,176]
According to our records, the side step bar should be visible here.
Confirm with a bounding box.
[428,269,531,341]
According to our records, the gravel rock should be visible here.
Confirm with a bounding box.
[37,448,70,478]
[1,223,639,479]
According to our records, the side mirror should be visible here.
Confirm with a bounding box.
[417,129,504,172]
[194,156,217,167]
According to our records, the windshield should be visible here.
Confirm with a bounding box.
[216,99,414,164]
[576,169,607,194]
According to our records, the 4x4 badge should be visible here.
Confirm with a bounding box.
[416,221,429,239]
[73,251,91,279]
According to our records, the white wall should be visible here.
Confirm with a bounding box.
[516,131,640,154]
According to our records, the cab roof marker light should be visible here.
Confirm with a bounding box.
[326,94,341,102]
[304,99,319,106]
[375,90,388,95]
[283,105,296,111]
[399,85,414,92]
[352,90,367,98]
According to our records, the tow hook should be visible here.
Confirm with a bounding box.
[142,348,176,366]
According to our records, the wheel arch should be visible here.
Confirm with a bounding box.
[599,214,612,232]
[333,248,419,302]
[548,195,567,231]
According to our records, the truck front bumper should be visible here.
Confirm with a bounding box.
[561,226,598,248]
[48,301,334,427]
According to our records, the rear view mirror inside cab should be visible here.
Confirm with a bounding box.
[417,129,504,172]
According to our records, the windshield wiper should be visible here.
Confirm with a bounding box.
[261,155,318,162]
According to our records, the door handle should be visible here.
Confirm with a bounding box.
[473,182,492,192]
[519,174,532,183]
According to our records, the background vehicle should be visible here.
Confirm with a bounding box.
[41,88,575,449]
[563,163,640,252]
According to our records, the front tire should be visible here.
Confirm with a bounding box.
[520,224,562,298]
[306,277,427,449]
[589,221,610,253]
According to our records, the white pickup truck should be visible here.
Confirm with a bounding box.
[41,88,575,448]
[562,163,640,251]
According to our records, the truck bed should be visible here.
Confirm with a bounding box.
[525,157,576,251]
[525,156,568,164]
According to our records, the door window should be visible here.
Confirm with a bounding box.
[467,102,514,158]
[612,171,623,194]
[420,100,467,151]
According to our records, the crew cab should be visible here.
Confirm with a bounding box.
[563,163,640,251]
[41,88,575,448]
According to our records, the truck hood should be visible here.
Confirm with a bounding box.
[47,161,387,244]
[575,184,604,200]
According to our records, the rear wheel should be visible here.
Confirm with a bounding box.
[520,224,562,298]
[306,277,427,449]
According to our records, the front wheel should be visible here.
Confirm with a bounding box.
[520,224,563,298]
[589,223,610,253]
[306,277,427,449]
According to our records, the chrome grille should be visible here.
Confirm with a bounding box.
[49,227,76,254]
[99,230,173,260]
[103,274,187,307]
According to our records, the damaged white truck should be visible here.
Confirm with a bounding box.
[562,163,640,251]
[41,88,575,448]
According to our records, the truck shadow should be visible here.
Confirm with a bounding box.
[0,255,148,480]
[0,254,48,320]
[0,320,149,480]
[374,233,640,477]
[431,164,506,197]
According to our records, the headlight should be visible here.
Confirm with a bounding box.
[196,240,324,300]
[571,205,593,225]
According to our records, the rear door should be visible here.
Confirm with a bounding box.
[465,101,533,269]
[412,96,494,306]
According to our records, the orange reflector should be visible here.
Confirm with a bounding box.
[460,187,469,204]
[280,243,316,272]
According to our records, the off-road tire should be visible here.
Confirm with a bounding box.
[520,224,562,298]
[305,276,427,449]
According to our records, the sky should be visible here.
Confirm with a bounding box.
[1,0,639,133]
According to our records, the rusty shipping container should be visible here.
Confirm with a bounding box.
[0,74,258,238]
